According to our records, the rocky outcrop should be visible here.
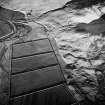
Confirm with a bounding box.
[34,1,105,104]
[64,0,105,9]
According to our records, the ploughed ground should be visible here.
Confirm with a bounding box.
[1,0,105,104]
